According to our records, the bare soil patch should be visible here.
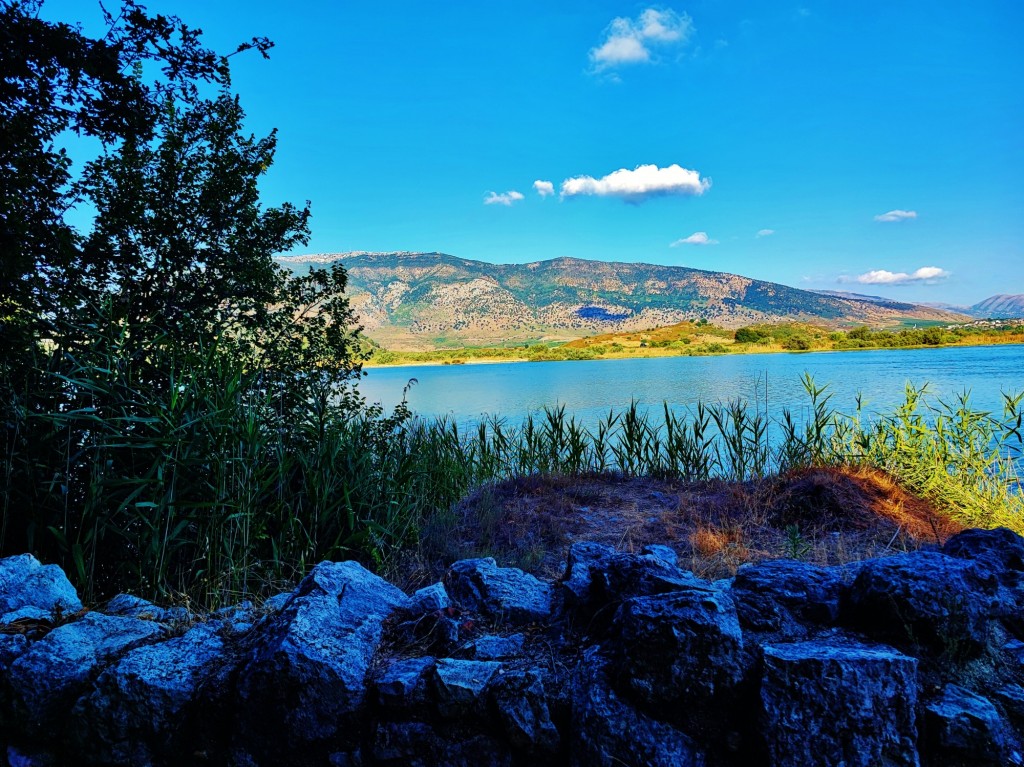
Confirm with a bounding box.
[413,466,962,586]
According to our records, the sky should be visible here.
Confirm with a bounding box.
[42,1,1024,305]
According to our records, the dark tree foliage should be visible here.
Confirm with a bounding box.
[0,1,372,599]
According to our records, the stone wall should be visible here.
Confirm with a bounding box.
[3,528,1024,766]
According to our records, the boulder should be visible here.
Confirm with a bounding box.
[844,551,996,658]
[445,558,551,625]
[0,554,81,616]
[467,633,525,660]
[432,658,501,719]
[103,594,188,624]
[571,650,706,767]
[559,542,616,610]
[613,587,746,717]
[760,640,919,767]
[408,582,451,615]
[371,722,512,767]
[943,527,1024,584]
[730,558,841,633]
[490,668,560,753]
[372,656,436,711]
[6,613,165,739]
[233,560,409,763]
[922,684,1012,766]
[70,620,228,766]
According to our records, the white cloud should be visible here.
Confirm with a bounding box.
[756,228,775,237]
[533,180,555,197]
[671,231,718,246]
[842,266,950,285]
[483,190,525,206]
[560,163,710,202]
[874,209,917,222]
[589,8,694,71]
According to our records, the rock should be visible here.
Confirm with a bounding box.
[373,656,436,711]
[261,592,292,613]
[0,633,28,667]
[468,633,524,660]
[233,560,409,763]
[571,650,706,767]
[844,551,996,658]
[613,587,746,720]
[103,594,187,623]
[445,558,551,625]
[490,668,560,752]
[6,613,165,739]
[408,582,451,614]
[371,722,512,767]
[559,543,708,629]
[432,658,501,718]
[993,684,1024,730]
[640,544,679,567]
[731,559,841,633]
[1,606,51,624]
[70,620,228,766]
[923,684,1011,766]
[5,745,56,767]
[560,542,616,609]
[0,554,82,615]
[760,639,919,767]
[943,527,1024,583]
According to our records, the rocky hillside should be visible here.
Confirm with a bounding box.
[3,528,1024,765]
[970,295,1024,319]
[277,252,969,350]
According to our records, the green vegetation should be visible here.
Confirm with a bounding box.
[366,320,1024,367]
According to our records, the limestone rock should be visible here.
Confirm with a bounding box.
[0,554,82,616]
[445,558,551,625]
[923,684,1012,766]
[760,639,919,767]
[233,560,409,763]
[7,613,165,739]
[730,558,841,633]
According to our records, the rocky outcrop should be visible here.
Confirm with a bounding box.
[4,527,1024,766]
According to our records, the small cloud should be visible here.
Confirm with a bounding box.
[560,163,710,203]
[756,228,775,237]
[874,209,917,222]
[795,7,811,18]
[484,190,525,206]
[533,180,555,197]
[841,266,950,286]
[589,8,694,73]
[671,231,718,246]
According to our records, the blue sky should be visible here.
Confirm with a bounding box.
[44,1,1023,305]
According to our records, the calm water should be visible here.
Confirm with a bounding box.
[360,345,1024,428]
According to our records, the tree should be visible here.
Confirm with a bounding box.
[1,1,369,599]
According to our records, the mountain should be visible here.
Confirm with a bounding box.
[277,252,971,350]
[967,295,1024,319]
[921,295,1024,319]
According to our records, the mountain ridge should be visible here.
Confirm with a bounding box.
[277,252,971,350]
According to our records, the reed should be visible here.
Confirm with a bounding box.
[3,344,1021,607]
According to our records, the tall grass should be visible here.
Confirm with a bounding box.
[3,339,1021,608]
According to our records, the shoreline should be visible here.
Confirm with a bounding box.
[361,338,1024,370]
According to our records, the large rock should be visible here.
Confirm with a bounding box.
[571,650,706,766]
[432,658,501,719]
[760,640,919,767]
[922,684,1012,766]
[0,554,82,616]
[844,551,996,658]
[102,594,188,624]
[730,559,841,634]
[445,558,551,625]
[613,587,746,717]
[559,542,708,629]
[6,613,165,739]
[233,560,409,764]
[372,656,436,712]
[943,527,1024,583]
[370,721,512,767]
[69,620,229,766]
[489,668,560,753]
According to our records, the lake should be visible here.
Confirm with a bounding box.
[360,345,1024,428]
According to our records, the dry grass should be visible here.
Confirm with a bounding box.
[418,465,960,584]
